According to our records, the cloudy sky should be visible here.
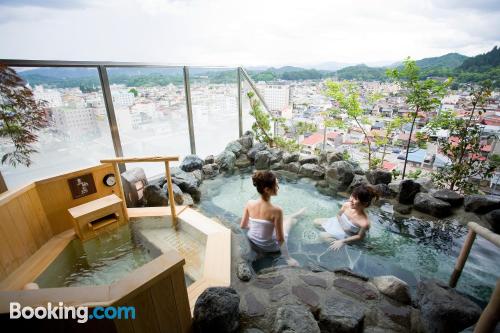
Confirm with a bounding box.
[0,0,499,67]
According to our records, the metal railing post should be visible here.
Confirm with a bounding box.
[237,67,243,137]
[240,67,272,114]
[98,65,125,173]
[0,171,7,194]
[183,66,196,155]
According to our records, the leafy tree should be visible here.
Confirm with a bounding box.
[407,168,423,180]
[387,58,451,179]
[376,115,406,168]
[128,88,139,97]
[0,64,49,167]
[426,81,494,193]
[247,92,300,152]
[324,80,382,168]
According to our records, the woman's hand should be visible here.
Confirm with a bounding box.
[286,257,300,267]
[328,239,344,251]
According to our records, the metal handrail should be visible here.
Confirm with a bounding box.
[0,59,236,69]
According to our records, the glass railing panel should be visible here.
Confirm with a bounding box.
[0,66,115,189]
[106,67,190,179]
[189,67,239,159]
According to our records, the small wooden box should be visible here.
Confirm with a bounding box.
[68,194,126,241]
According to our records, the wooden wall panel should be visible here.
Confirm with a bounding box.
[35,164,120,235]
[0,186,54,281]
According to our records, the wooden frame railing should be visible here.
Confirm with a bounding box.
[449,222,500,333]
[100,156,180,229]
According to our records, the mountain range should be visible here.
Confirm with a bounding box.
[12,46,499,88]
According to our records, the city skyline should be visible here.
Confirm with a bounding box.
[0,0,499,67]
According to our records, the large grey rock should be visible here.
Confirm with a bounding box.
[372,275,411,305]
[464,195,500,214]
[171,170,201,202]
[349,161,365,175]
[327,152,345,164]
[414,192,452,218]
[326,161,355,192]
[225,140,244,157]
[237,262,252,282]
[318,296,365,333]
[283,162,301,173]
[216,150,236,171]
[366,169,392,185]
[235,154,252,169]
[204,155,215,165]
[255,150,271,170]
[190,169,203,185]
[415,177,434,193]
[388,180,402,194]
[416,279,481,333]
[238,134,254,150]
[393,203,412,215]
[348,175,369,193]
[163,182,183,205]
[374,183,397,199]
[202,163,219,179]
[193,287,240,333]
[484,209,500,233]
[283,152,300,164]
[180,154,204,172]
[432,189,464,207]
[181,193,194,206]
[299,163,325,180]
[143,184,168,206]
[269,148,284,164]
[273,304,320,333]
[247,143,267,160]
[299,155,319,165]
[398,179,421,205]
[316,180,337,196]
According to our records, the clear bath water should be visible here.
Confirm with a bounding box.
[198,172,499,304]
[36,225,155,288]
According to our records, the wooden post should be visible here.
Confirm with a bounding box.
[165,161,177,229]
[112,162,129,222]
[474,279,500,333]
[449,229,476,288]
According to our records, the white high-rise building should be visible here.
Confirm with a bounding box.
[51,107,99,140]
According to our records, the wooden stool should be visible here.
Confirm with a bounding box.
[68,194,126,241]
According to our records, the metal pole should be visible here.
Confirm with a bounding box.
[237,68,243,137]
[98,65,125,173]
[239,67,272,114]
[183,66,196,155]
[0,171,7,194]
[449,229,477,288]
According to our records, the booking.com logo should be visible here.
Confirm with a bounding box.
[10,302,136,323]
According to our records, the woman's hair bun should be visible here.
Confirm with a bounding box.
[252,171,277,195]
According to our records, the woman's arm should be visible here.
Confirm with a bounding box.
[274,209,285,245]
[337,202,347,219]
[329,227,367,251]
[240,203,250,229]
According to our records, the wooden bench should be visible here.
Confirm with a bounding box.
[68,194,126,241]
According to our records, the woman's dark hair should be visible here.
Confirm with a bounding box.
[352,184,379,207]
[252,170,277,195]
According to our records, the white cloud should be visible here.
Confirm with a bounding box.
[0,0,498,66]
